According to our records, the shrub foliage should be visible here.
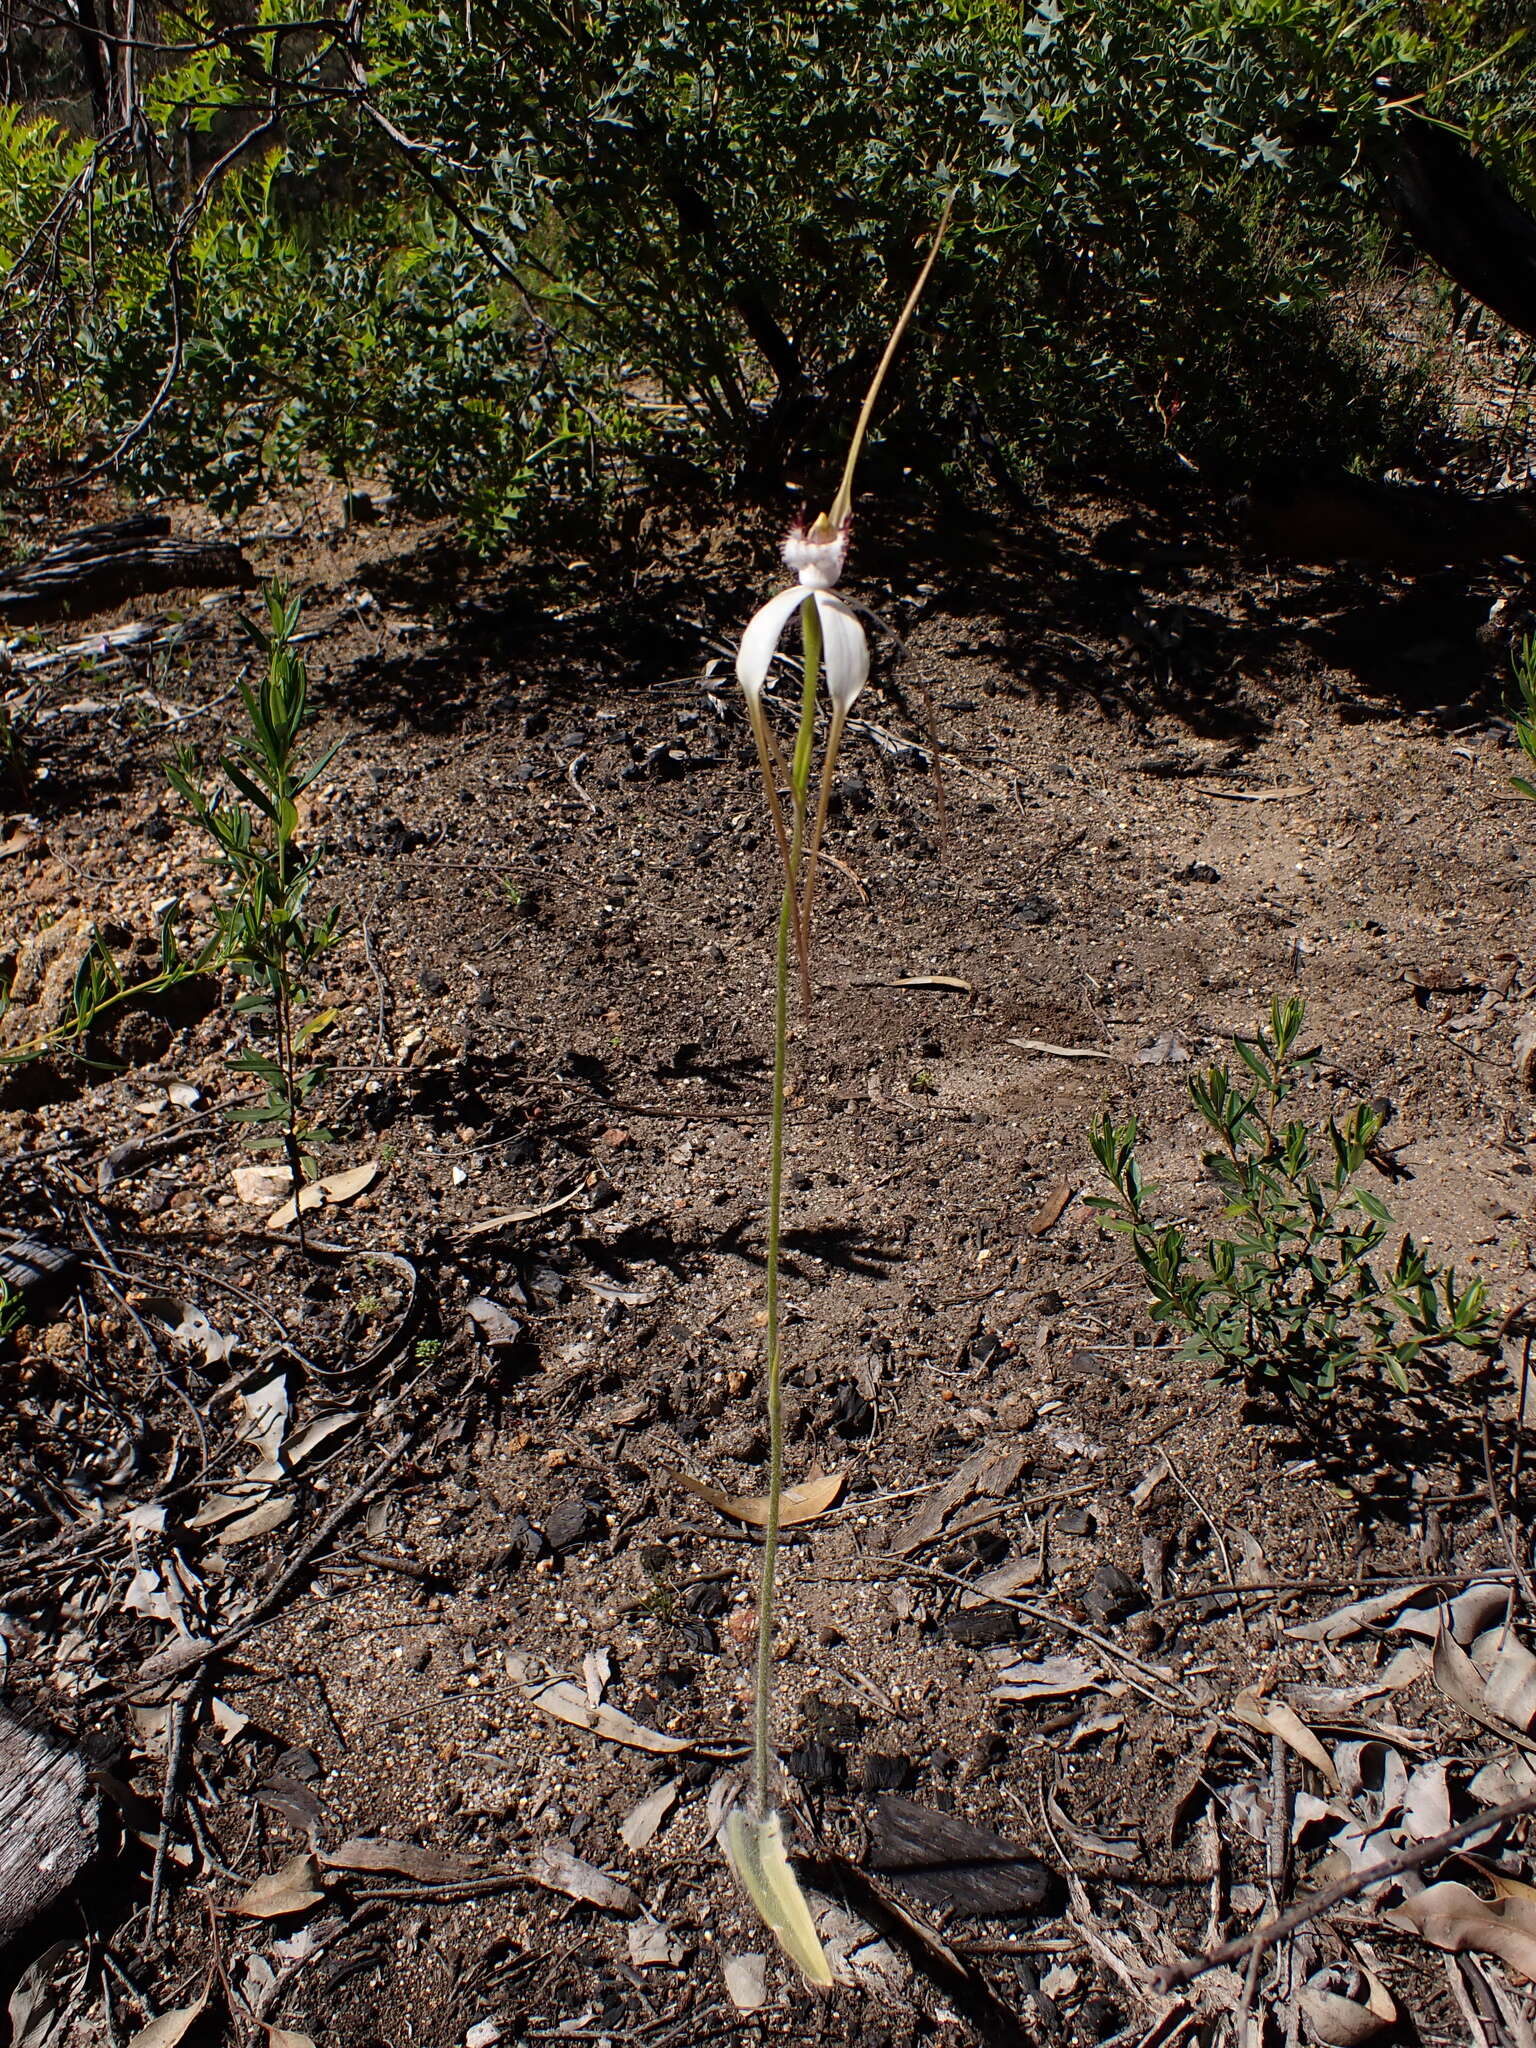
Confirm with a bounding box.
[2,0,1533,530]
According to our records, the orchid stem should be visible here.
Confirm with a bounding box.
[753,592,823,1812]
[747,709,808,992]
[799,701,849,964]
[755,868,793,1815]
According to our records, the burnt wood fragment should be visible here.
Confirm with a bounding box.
[868,1793,1057,1916]
[0,515,252,624]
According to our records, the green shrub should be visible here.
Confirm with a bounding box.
[1089,998,1496,1403]
[2,0,1532,526]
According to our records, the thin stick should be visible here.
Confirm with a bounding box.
[147,1678,200,1937]
[1152,1791,1536,1992]
[828,193,955,531]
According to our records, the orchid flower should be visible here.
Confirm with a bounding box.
[735,512,869,1001]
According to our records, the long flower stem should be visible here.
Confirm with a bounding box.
[753,596,822,1813]
[754,870,793,1814]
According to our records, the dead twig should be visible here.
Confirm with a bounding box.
[146,1678,202,1937]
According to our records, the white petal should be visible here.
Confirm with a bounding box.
[813,592,869,714]
[735,586,808,704]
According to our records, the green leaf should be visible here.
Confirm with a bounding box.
[724,1809,833,1989]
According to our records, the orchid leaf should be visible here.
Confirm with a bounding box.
[725,1808,833,1989]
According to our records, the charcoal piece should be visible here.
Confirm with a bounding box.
[944,1604,1019,1648]
[787,1739,846,1792]
[677,1617,718,1655]
[543,1500,597,1553]
[0,1236,79,1311]
[868,1794,1056,1917]
[504,1514,546,1565]
[860,1753,914,1795]
[681,1580,727,1618]
[1081,1563,1144,1625]
[829,1380,874,1437]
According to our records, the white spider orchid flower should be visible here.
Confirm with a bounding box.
[734,513,869,998]
[734,514,869,731]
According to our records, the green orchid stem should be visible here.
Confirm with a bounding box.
[753,594,823,1813]
[747,708,808,995]
[754,870,793,1814]
[799,700,849,966]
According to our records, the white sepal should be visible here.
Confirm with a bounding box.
[735,585,809,706]
[813,592,869,715]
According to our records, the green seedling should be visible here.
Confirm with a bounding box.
[1511,632,1536,797]
[1089,997,1495,1404]
[0,906,214,1069]
[727,194,952,1988]
[167,582,342,1247]
[0,686,34,784]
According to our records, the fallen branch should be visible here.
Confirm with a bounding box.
[1152,1792,1536,1992]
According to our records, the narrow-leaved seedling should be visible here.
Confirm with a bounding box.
[167,584,342,1246]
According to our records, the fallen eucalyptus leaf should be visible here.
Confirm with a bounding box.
[233,1852,325,1918]
[1386,1879,1536,1978]
[991,1652,1099,1703]
[323,1837,477,1881]
[237,1373,289,1464]
[1288,1585,1433,1645]
[674,1467,846,1529]
[891,1444,1025,1556]
[725,1807,833,1988]
[961,1554,1043,1606]
[284,1411,360,1470]
[620,1779,680,1851]
[523,1676,691,1754]
[218,1496,295,1548]
[263,2031,317,2048]
[1045,1784,1137,1860]
[266,1159,379,1232]
[1232,1689,1340,1788]
[1406,1580,1512,1645]
[1472,1623,1536,1733]
[465,1295,522,1349]
[126,2005,206,2048]
[1402,1758,1452,1840]
[1471,1754,1536,1807]
[1298,1965,1396,2047]
[7,1943,89,2048]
